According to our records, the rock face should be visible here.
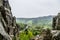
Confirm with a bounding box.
[0,0,19,40]
[52,13,60,30]
[52,13,60,40]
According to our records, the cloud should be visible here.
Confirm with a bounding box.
[9,0,60,18]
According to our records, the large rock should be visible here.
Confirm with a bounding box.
[52,13,60,40]
[0,0,19,40]
[52,13,60,30]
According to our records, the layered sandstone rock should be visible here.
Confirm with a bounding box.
[52,13,60,40]
[43,13,60,40]
[42,13,60,40]
[0,0,19,40]
[52,13,60,30]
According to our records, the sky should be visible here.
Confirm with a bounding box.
[9,0,60,18]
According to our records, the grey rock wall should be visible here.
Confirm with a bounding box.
[0,0,19,40]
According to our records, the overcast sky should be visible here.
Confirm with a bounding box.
[9,0,60,18]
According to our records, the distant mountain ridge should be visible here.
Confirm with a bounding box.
[16,15,53,26]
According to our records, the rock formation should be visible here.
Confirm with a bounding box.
[43,13,60,40]
[0,0,19,40]
[52,13,60,40]
[52,13,60,30]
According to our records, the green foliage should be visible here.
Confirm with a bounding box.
[31,26,44,36]
[17,18,53,40]
[13,37,16,40]
[16,16,53,27]
[17,23,27,30]
[19,30,34,40]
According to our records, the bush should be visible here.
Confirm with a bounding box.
[19,30,34,40]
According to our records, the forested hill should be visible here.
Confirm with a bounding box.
[16,15,53,26]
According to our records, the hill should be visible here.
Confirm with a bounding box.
[16,16,53,27]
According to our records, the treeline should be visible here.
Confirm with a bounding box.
[17,23,52,40]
